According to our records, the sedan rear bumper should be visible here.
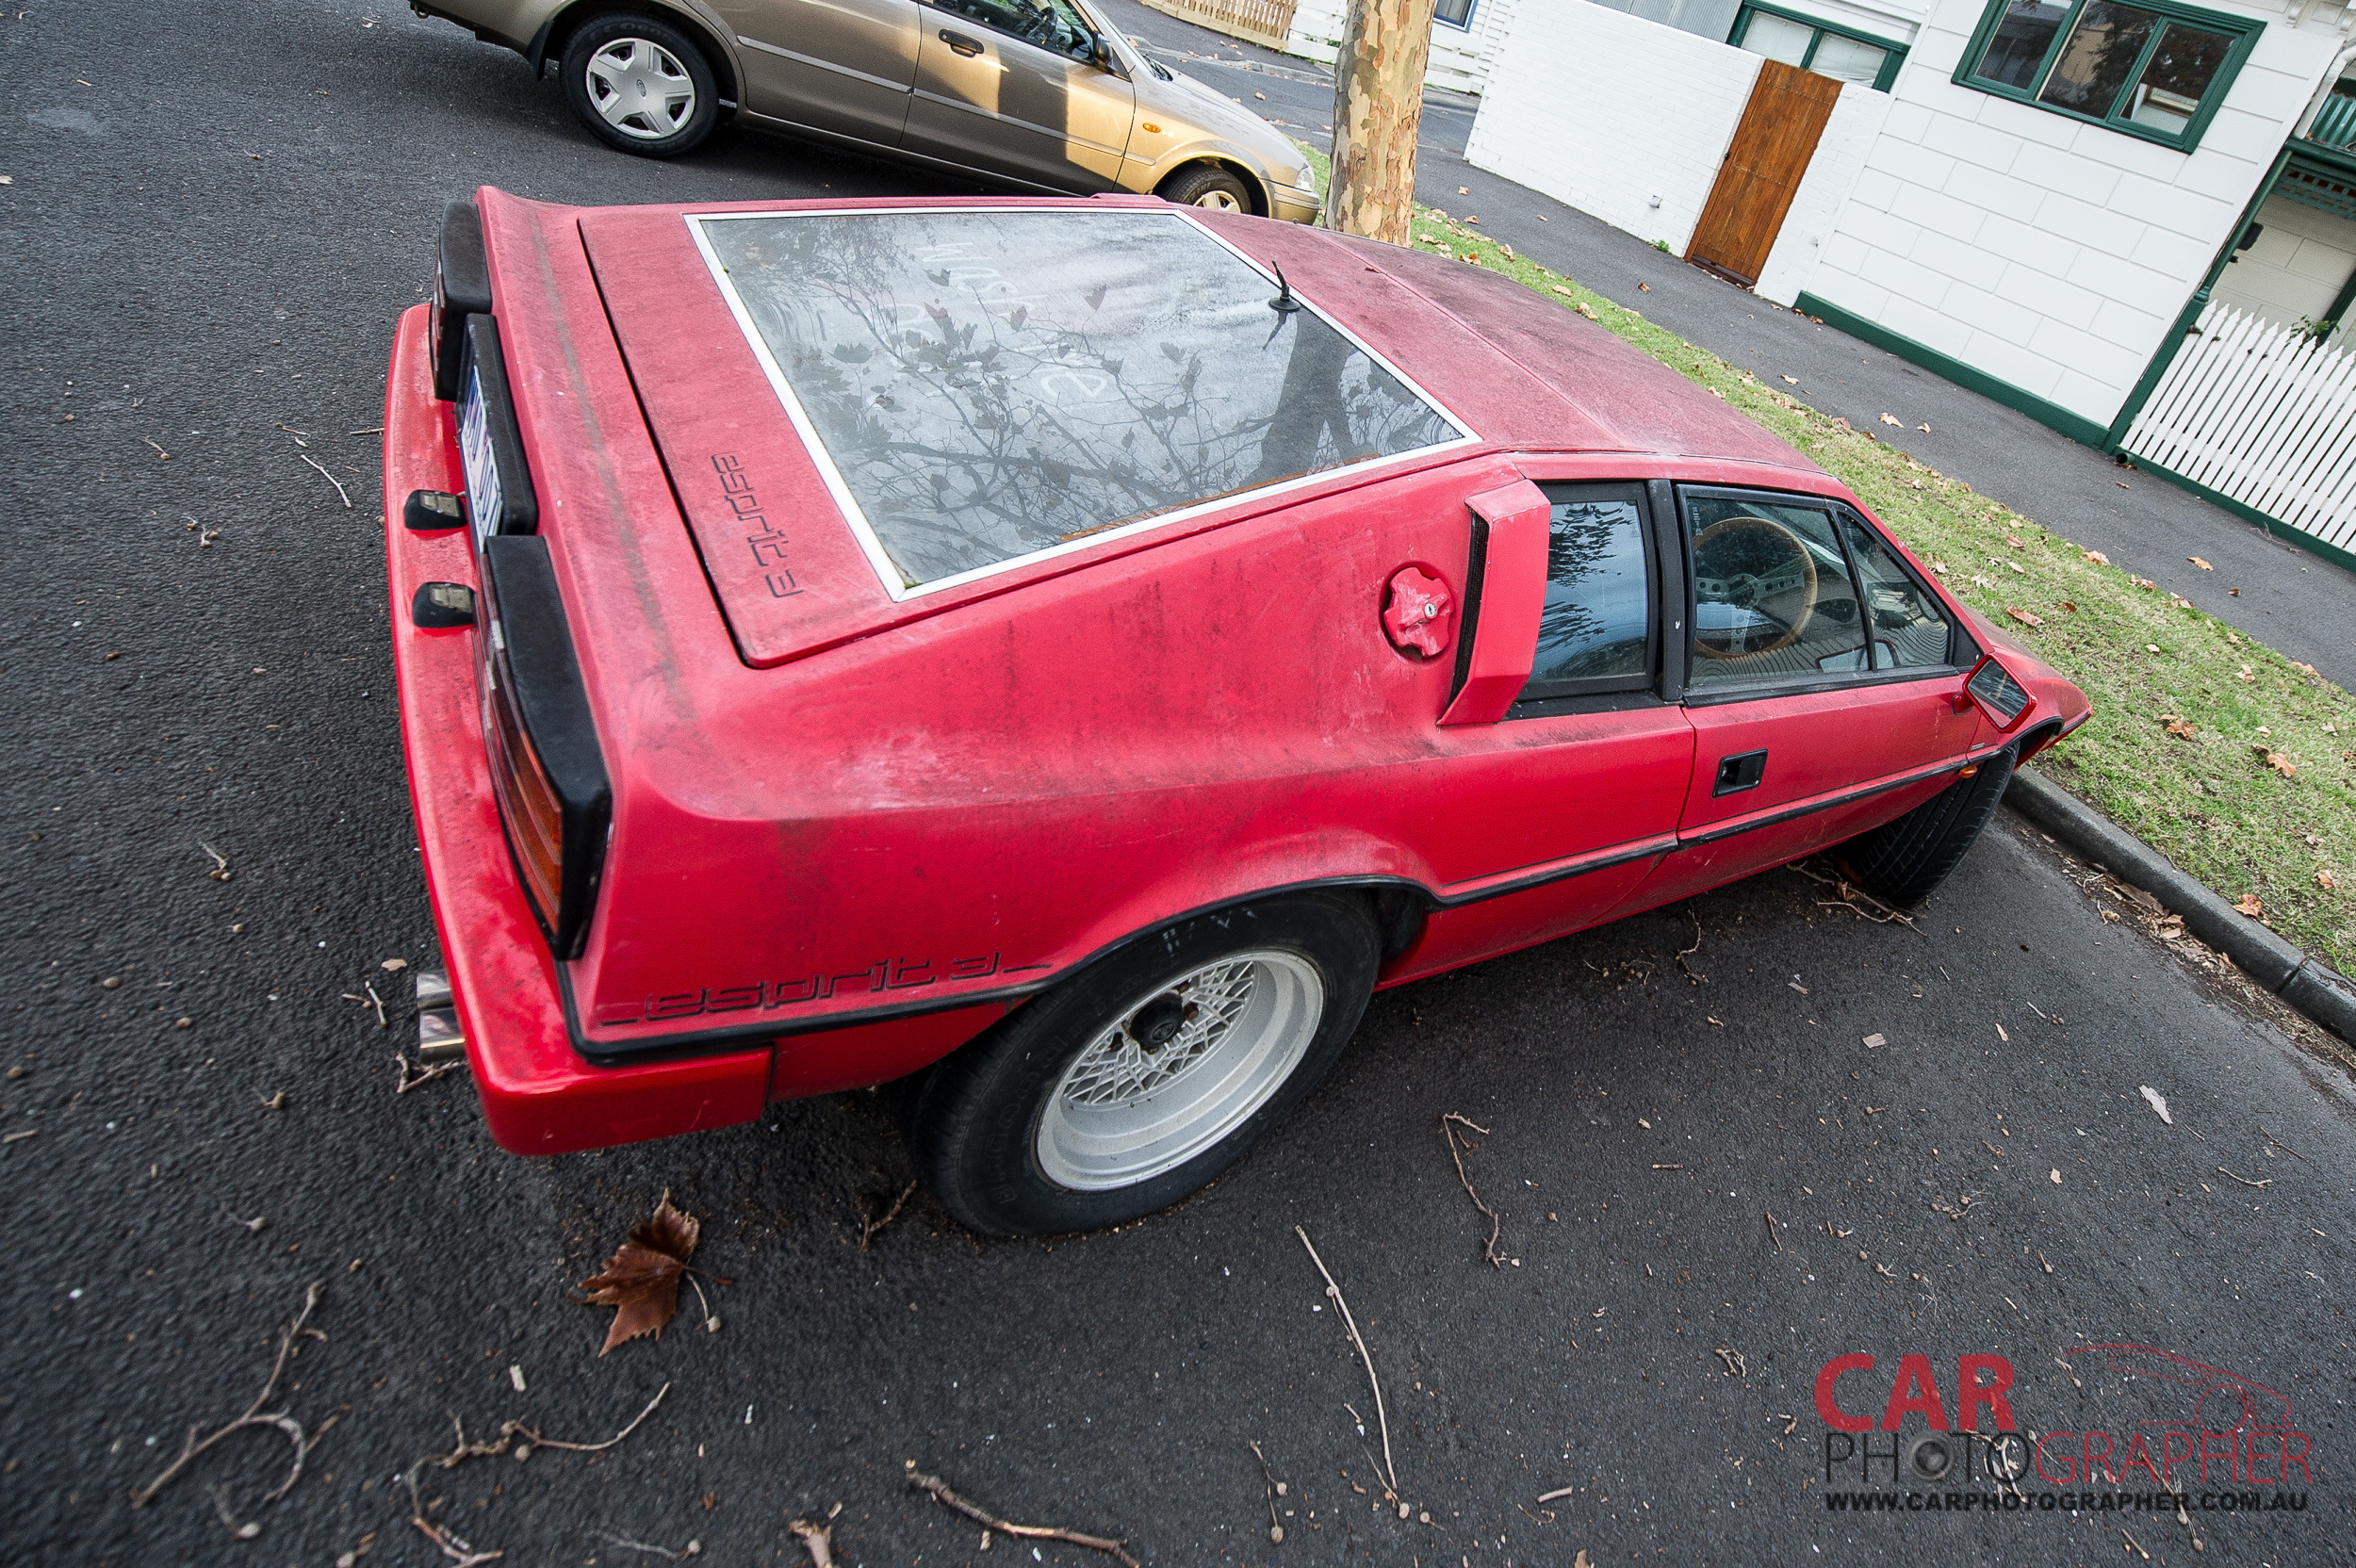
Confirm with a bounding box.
[380,303,773,1154]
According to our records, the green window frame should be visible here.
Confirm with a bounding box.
[1953,0,2262,152]
[1728,3,1909,93]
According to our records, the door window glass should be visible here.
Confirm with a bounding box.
[1686,495,1865,687]
[1520,492,1653,701]
[931,0,1097,59]
[1838,514,1952,670]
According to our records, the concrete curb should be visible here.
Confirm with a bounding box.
[2004,768,2356,1044]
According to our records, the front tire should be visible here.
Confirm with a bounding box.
[1839,744,2019,907]
[1158,164,1253,213]
[909,894,1379,1236]
[561,15,719,158]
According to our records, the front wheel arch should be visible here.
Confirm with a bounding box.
[531,0,739,107]
[1155,157,1270,217]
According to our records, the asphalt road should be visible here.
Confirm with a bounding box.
[5,5,2353,1566]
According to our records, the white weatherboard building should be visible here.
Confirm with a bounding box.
[1464,0,2356,567]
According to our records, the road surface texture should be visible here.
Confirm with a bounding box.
[4,4,2349,1565]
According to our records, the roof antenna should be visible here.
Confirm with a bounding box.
[1267,261,1302,316]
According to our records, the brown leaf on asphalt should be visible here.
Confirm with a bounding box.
[2004,606,2043,627]
[2189,557,2213,570]
[2233,893,2263,918]
[1879,413,1904,427]
[581,1191,700,1355]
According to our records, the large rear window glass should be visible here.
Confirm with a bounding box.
[690,208,1468,597]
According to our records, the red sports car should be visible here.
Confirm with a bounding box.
[383,188,2087,1235]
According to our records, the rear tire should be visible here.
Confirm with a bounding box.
[909,893,1378,1236]
[1158,164,1253,213]
[561,15,719,158]
[1839,745,2018,907]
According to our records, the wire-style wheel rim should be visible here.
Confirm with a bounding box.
[1034,950,1323,1191]
[1191,188,1244,211]
[584,38,696,141]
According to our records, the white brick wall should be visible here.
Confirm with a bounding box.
[1283,0,1516,93]
[1759,82,1893,306]
[1464,0,1763,253]
[2212,191,2356,337]
[1803,0,2343,429]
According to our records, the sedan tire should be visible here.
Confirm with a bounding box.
[561,15,720,158]
[1158,163,1254,213]
[910,893,1379,1236]
[1839,743,2019,907]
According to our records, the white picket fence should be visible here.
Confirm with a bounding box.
[2120,301,2356,555]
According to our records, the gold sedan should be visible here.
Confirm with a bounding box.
[411,0,1324,221]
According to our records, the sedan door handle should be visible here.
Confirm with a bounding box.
[1712,748,1768,797]
[940,28,985,56]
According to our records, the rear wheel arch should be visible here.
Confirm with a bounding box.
[531,0,740,106]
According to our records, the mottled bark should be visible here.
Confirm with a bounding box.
[1326,0,1436,245]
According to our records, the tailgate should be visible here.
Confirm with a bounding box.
[580,208,896,666]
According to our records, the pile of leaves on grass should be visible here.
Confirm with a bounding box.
[1384,195,2353,973]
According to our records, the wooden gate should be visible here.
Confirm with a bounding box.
[1133,0,1299,52]
[1687,59,1842,287]
[2121,301,2356,557]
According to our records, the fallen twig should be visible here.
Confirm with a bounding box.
[1675,906,1707,984]
[2216,1166,2273,1189]
[1440,1113,1506,1267]
[1294,1225,1397,1495]
[859,1179,918,1250]
[1763,1211,1782,1253]
[1535,1485,1577,1504]
[402,1457,503,1567]
[2259,1126,2307,1162]
[395,1051,462,1094]
[597,1532,700,1560]
[133,1282,325,1513]
[1245,1439,1284,1543]
[341,985,388,1029]
[401,1384,671,1566]
[505,1381,670,1458]
[302,453,353,508]
[1788,861,1924,934]
[1714,1347,1747,1378]
[905,1462,1140,1568]
[788,1518,835,1566]
[197,841,232,881]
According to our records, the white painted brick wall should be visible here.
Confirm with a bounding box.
[1801,0,2342,429]
[1283,0,1515,93]
[1464,1,1762,253]
[1759,82,1892,305]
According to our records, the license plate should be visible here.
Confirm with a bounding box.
[457,362,505,547]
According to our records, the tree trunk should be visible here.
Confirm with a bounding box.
[1327,0,1436,245]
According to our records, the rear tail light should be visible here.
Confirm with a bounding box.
[478,536,612,958]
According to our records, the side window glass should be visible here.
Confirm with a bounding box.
[1838,513,1954,670]
[1518,489,1653,704]
[1686,495,1864,688]
[932,0,1094,59]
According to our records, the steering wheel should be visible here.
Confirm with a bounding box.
[1692,514,1819,661]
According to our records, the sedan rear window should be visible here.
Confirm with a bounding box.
[690,208,1468,597]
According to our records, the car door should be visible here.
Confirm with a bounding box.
[1612,484,1982,914]
[905,0,1136,189]
[717,0,924,146]
[1384,479,1700,984]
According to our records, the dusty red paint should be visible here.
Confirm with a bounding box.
[383,189,2089,1155]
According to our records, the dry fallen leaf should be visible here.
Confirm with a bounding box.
[1917,423,1931,433]
[2252,745,2296,778]
[2189,557,2213,570]
[1879,413,1904,427]
[581,1191,702,1355]
[2005,606,2043,627]
[2083,549,2109,564]
[2164,718,2197,740]
[2233,893,2263,918]
[2139,1086,2173,1125]
[2318,870,2337,890]
[1862,1033,1887,1049]
[1782,374,1798,384]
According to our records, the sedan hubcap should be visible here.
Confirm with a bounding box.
[585,39,695,140]
[1193,188,1243,212]
[1035,951,1323,1191]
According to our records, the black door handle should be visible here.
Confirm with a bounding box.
[1712,749,1768,797]
[940,28,985,56]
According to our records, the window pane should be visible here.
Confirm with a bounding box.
[1809,32,1890,84]
[2037,1,2161,117]
[1973,0,2069,90]
[1687,497,1865,687]
[1525,498,1651,693]
[1740,11,1815,66]
[1434,0,1475,24]
[2125,22,2233,134]
[1838,514,1952,670]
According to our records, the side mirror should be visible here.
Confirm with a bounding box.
[1437,480,1550,727]
[1089,32,1120,74]
[1965,655,2033,730]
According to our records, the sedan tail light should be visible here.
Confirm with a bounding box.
[478,536,612,958]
